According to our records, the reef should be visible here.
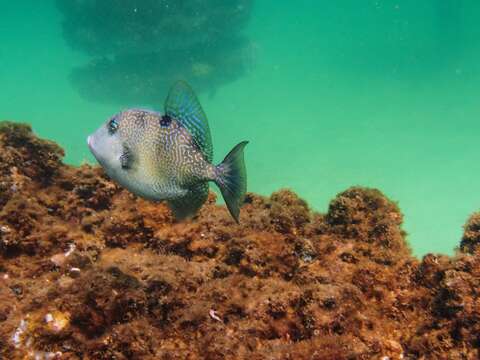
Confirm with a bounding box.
[1,121,480,359]
[56,0,255,105]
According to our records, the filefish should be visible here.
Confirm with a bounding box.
[87,81,248,222]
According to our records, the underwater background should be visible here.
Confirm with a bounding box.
[1,0,480,256]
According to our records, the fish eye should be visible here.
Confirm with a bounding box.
[108,118,119,134]
[160,115,172,127]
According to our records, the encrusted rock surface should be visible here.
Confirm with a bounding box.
[0,122,479,359]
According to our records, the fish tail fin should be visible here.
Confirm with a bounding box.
[214,141,248,223]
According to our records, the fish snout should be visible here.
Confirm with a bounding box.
[87,135,94,149]
[87,135,98,157]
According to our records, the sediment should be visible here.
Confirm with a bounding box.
[0,122,479,359]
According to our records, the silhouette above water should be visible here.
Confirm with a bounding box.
[56,0,255,105]
[69,37,254,105]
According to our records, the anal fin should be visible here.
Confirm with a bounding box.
[167,182,209,220]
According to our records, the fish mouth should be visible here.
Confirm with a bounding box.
[87,135,98,158]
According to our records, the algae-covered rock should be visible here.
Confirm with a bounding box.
[460,212,480,254]
[0,121,480,359]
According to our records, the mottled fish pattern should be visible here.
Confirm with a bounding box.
[87,81,248,222]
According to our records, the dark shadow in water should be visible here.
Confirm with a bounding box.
[70,36,255,105]
[56,0,254,105]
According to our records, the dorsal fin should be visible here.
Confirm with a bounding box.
[164,81,213,162]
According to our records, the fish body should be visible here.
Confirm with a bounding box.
[87,81,248,222]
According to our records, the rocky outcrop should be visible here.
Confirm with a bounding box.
[0,122,478,359]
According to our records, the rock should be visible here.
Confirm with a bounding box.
[0,121,479,359]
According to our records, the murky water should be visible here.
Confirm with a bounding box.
[2,0,480,255]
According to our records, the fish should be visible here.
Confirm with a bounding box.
[87,81,248,222]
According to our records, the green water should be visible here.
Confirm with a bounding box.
[2,1,480,256]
